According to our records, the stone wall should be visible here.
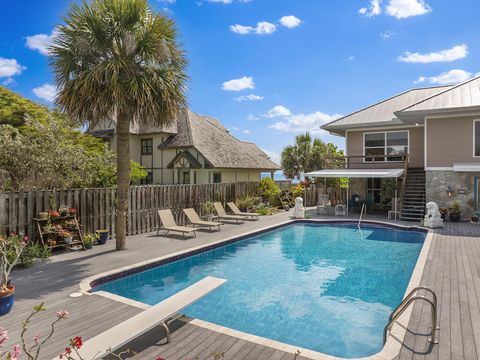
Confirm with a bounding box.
[426,170,479,217]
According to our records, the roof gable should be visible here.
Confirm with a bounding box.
[322,85,452,134]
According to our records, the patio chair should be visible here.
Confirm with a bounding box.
[317,194,330,215]
[157,209,197,237]
[65,276,227,360]
[227,202,259,220]
[213,202,245,223]
[335,204,346,217]
[183,208,222,231]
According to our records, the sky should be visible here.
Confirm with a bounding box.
[1,0,480,166]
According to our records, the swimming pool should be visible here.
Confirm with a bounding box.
[93,222,426,358]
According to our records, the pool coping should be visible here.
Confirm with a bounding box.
[79,219,433,360]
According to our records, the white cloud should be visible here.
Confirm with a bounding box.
[398,44,468,63]
[359,0,431,19]
[25,29,59,56]
[243,129,251,134]
[358,0,382,17]
[0,58,26,78]
[2,78,15,86]
[261,148,281,164]
[265,105,291,118]
[247,114,260,121]
[205,0,252,3]
[230,21,276,35]
[235,94,264,101]
[269,111,342,134]
[347,56,355,61]
[381,30,397,39]
[415,69,477,85]
[386,0,431,18]
[33,83,57,102]
[222,76,255,91]
[279,15,302,29]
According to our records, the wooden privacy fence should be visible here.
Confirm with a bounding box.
[0,180,306,239]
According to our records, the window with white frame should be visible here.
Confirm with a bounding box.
[364,131,408,162]
[474,120,480,157]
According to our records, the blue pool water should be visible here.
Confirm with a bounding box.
[94,222,426,358]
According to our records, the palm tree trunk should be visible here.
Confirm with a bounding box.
[115,111,130,251]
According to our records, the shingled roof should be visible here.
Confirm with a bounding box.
[160,110,280,170]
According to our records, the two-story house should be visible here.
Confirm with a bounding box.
[319,75,480,221]
[89,109,280,185]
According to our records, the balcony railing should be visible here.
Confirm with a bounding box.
[321,154,410,170]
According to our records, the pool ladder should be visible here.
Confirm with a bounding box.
[383,286,439,345]
[357,204,366,229]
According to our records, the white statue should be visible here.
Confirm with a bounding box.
[423,201,443,228]
[292,197,305,219]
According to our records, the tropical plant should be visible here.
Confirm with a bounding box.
[50,0,188,250]
[235,195,261,212]
[450,202,462,215]
[83,233,99,245]
[281,132,344,182]
[257,178,281,199]
[201,202,215,215]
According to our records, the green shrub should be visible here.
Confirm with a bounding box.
[258,178,281,205]
[236,195,261,211]
[450,202,462,215]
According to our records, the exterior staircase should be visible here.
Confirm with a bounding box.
[400,168,426,222]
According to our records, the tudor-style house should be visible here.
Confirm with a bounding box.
[320,75,480,220]
[89,109,280,185]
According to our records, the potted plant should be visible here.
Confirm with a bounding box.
[96,230,109,245]
[83,233,98,249]
[38,212,49,220]
[68,207,77,216]
[0,235,27,315]
[58,230,73,244]
[471,214,479,223]
[439,208,448,220]
[58,205,69,217]
[48,210,60,218]
[449,202,462,222]
[201,202,216,220]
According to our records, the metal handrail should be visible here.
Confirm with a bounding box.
[383,287,438,345]
[358,203,366,229]
[389,286,437,322]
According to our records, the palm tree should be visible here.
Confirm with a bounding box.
[281,132,344,180]
[50,0,188,250]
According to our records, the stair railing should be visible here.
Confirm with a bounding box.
[399,154,410,213]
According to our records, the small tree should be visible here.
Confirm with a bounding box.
[0,235,27,293]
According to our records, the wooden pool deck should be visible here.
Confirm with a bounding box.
[2,211,480,359]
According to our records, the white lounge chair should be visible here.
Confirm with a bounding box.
[213,202,245,223]
[183,208,222,231]
[157,209,197,237]
[227,202,259,220]
[61,276,226,360]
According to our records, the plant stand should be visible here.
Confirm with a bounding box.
[33,215,86,251]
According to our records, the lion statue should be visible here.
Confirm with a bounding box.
[424,201,443,228]
[292,197,305,219]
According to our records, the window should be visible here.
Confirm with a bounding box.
[183,171,190,184]
[474,121,480,157]
[141,171,153,185]
[141,139,153,155]
[364,131,408,162]
[367,178,381,205]
[213,173,222,184]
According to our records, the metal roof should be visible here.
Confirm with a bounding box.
[305,168,404,178]
[322,85,452,135]
[398,75,480,114]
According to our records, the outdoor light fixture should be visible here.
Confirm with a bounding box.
[447,186,453,198]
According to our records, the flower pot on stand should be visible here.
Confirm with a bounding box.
[96,230,109,245]
[63,237,73,245]
[450,213,461,222]
[0,285,15,316]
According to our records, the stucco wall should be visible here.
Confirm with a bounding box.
[426,116,480,168]
[426,170,479,218]
[346,127,424,168]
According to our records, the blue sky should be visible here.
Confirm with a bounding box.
[1,0,479,165]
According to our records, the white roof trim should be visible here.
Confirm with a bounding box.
[453,163,480,172]
[305,169,404,178]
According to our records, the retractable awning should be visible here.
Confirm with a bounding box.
[305,168,404,178]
